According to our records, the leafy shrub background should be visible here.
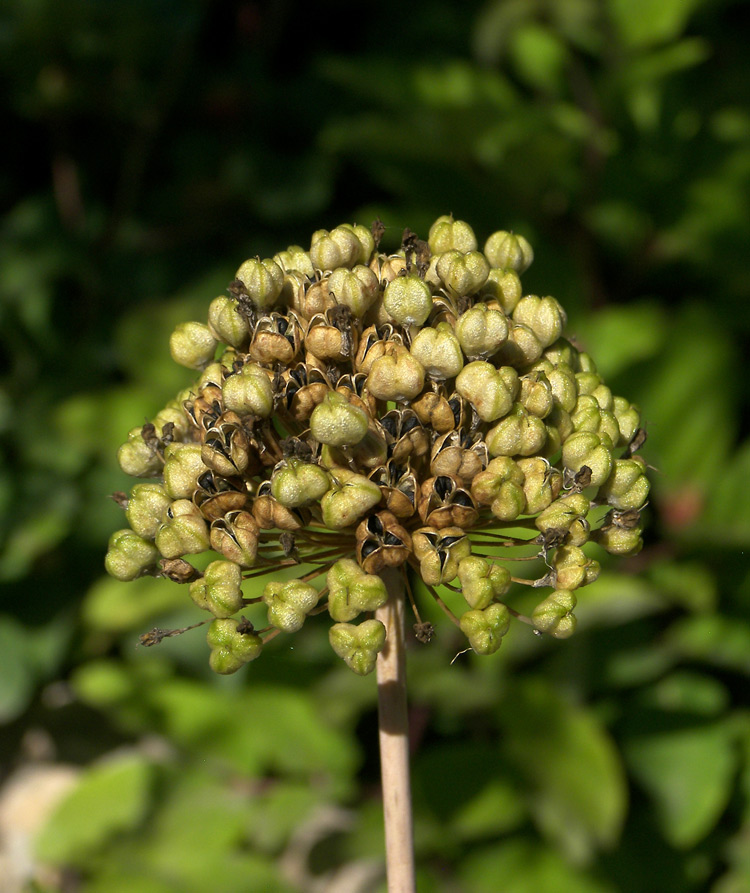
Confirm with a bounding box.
[1,0,749,890]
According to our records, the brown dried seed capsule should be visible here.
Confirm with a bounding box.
[293,275,337,320]
[282,364,331,422]
[418,474,479,529]
[353,323,401,374]
[368,460,418,520]
[355,510,412,574]
[209,510,260,567]
[249,311,303,365]
[411,388,465,434]
[380,408,431,464]
[192,470,249,521]
[159,558,200,583]
[305,311,356,363]
[429,431,488,484]
[370,252,408,284]
[201,412,258,477]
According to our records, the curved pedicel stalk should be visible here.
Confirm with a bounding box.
[106,215,650,883]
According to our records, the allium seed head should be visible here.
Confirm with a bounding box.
[108,217,649,674]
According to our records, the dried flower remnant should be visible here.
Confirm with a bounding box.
[107,218,648,674]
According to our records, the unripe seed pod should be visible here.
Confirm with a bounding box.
[412,526,471,586]
[126,483,173,539]
[410,323,464,380]
[457,556,512,610]
[479,268,522,314]
[593,522,643,556]
[234,257,284,310]
[455,303,509,359]
[545,406,575,449]
[222,363,274,417]
[486,405,547,457]
[494,323,544,368]
[532,590,577,638]
[329,619,386,676]
[517,457,563,515]
[327,558,388,622]
[328,265,380,317]
[155,404,191,442]
[263,579,319,633]
[566,517,591,548]
[162,443,205,500]
[169,322,217,370]
[598,411,621,447]
[547,364,579,412]
[310,391,369,448]
[208,295,251,348]
[470,456,526,521]
[571,394,603,433]
[105,529,159,581]
[561,431,613,488]
[484,230,534,273]
[117,426,162,478]
[383,275,433,326]
[553,545,600,591]
[270,458,330,508]
[155,499,210,558]
[460,603,511,655]
[273,245,315,278]
[456,362,518,422]
[519,373,554,418]
[512,296,566,348]
[321,468,382,529]
[340,222,376,265]
[366,345,425,402]
[613,396,641,446]
[544,338,580,369]
[190,559,244,618]
[428,216,478,254]
[598,457,650,510]
[436,249,490,296]
[535,493,590,536]
[207,618,262,674]
[310,226,361,271]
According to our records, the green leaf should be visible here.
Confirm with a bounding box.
[632,304,735,499]
[460,838,615,893]
[571,302,666,380]
[500,679,627,860]
[702,438,750,546]
[624,719,738,847]
[0,616,35,722]
[36,753,153,865]
[83,574,187,633]
[665,615,750,675]
[607,0,708,48]
[509,24,569,94]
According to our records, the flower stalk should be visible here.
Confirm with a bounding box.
[376,567,415,893]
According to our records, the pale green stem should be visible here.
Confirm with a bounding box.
[375,567,416,893]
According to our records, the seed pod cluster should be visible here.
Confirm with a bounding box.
[107,216,648,674]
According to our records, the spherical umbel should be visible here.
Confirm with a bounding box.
[107,216,648,674]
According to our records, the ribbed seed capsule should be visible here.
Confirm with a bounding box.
[484,230,534,274]
[234,257,284,310]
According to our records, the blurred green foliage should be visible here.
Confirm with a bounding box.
[1,0,749,890]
